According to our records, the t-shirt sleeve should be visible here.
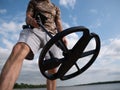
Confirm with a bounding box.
[26,0,35,16]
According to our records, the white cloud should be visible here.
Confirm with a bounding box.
[0,47,10,62]
[90,9,98,14]
[0,9,7,14]
[2,38,14,50]
[89,37,120,82]
[66,33,79,49]
[69,15,78,26]
[0,13,25,44]
[89,19,102,29]
[100,37,120,60]
[62,21,70,29]
[1,21,21,32]
[59,0,76,9]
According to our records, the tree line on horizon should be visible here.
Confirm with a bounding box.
[14,80,120,88]
[14,83,46,89]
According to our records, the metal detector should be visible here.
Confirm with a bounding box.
[36,14,101,80]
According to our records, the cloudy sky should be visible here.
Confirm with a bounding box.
[0,0,120,86]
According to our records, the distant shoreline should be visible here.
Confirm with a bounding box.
[14,83,46,89]
[75,80,120,86]
[14,80,120,89]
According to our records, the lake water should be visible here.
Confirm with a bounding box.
[14,83,120,90]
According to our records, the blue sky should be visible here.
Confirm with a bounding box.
[0,0,120,86]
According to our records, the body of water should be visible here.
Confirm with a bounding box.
[14,83,120,90]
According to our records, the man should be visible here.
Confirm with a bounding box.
[0,0,67,90]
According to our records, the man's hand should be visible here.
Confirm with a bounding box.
[62,37,68,46]
[26,16,39,28]
[31,18,39,28]
[26,12,39,28]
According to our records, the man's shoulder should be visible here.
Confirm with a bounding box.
[29,0,37,5]
[52,3,60,11]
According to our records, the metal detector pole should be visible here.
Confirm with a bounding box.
[36,14,68,52]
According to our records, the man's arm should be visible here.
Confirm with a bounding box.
[55,16,68,45]
[26,13,39,28]
[25,1,39,28]
[55,18,63,32]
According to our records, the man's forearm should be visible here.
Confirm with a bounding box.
[26,13,39,28]
[56,19,63,32]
